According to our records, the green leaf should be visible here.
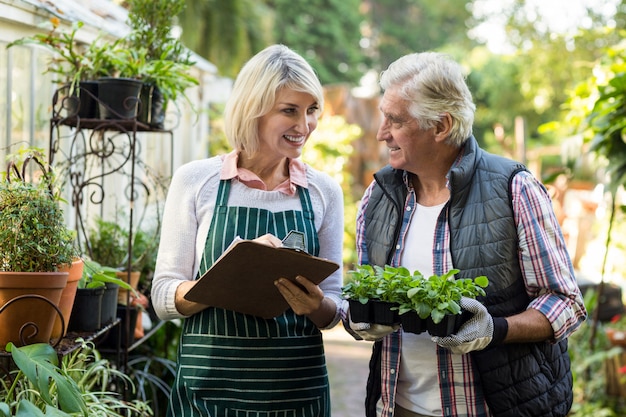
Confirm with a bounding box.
[431,309,445,324]
[7,343,88,415]
[474,275,489,288]
[15,401,45,417]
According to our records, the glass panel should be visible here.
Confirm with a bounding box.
[8,44,31,154]
[0,41,7,160]
[3,45,55,162]
[34,49,55,153]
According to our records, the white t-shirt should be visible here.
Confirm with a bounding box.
[396,201,462,416]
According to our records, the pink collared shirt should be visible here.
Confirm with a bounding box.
[220,151,308,195]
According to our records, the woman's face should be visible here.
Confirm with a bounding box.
[257,88,320,160]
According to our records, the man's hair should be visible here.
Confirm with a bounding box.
[224,44,324,155]
[379,52,475,146]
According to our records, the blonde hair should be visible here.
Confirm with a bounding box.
[380,52,475,146]
[224,44,324,155]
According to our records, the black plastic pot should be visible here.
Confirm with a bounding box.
[138,83,167,129]
[348,299,372,323]
[426,313,464,337]
[370,300,400,326]
[65,81,99,119]
[400,311,427,334]
[97,77,143,120]
[100,283,119,326]
[68,287,104,332]
[99,305,139,349]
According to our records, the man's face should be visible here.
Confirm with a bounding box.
[376,86,436,173]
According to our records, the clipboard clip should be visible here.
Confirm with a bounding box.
[281,230,307,253]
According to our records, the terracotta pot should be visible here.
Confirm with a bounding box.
[116,271,141,305]
[51,258,85,340]
[0,271,68,349]
[606,328,626,347]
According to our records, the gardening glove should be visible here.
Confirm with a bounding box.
[431,297,508,354]
[349,317,399,341]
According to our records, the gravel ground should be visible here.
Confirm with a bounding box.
[322,325,374,417]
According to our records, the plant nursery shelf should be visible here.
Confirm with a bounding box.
[54,116,172,133]
[49,87,173,373]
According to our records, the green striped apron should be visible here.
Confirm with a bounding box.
[167,180,331,417]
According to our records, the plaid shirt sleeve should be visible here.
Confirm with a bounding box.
[356,181,374,267]
[512,171,587,340]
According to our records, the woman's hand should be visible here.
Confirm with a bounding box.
[252,233,282,247]
[275,275,323,315]
[275,275,335,328]
[175,280,209,316]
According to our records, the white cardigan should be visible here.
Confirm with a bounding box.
[150,155,344,328]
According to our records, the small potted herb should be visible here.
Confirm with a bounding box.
[342,264,378,322]
[343,265,489,336]
[0,147,78,348]
[7,19,116,119]
[124,0,199,128]
[397,269,489,336]
[342,264,422,325]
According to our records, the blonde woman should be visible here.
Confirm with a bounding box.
[151,44,344,417]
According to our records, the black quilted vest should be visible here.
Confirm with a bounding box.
[363,136,573,417]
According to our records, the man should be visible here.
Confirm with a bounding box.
[345,52,587,417]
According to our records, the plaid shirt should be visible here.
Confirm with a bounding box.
[352,168,586,417]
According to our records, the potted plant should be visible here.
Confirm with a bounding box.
[397,269,489,336]
[86,216,155,302]
[51,256,85,340]
[342,264,380,323]
[68,258,132,333]
[0,147,77,349]
[7,19,114,119]
[343,264,423,325]
[123,0,199,128]
[343,265,490,336]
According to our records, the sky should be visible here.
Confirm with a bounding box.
[470,0,620,53]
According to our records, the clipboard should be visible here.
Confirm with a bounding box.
[183,239,340,319]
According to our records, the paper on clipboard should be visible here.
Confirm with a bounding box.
[183,239,339,319]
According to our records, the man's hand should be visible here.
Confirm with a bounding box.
[431,297,508,354]
[349,317,399,341]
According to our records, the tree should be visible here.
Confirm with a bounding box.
[494,0,626,142]
[363,0,475,73]
[268,0,369,85]
[179,0,273,78]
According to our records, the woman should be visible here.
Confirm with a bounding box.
[151,44,344,417]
